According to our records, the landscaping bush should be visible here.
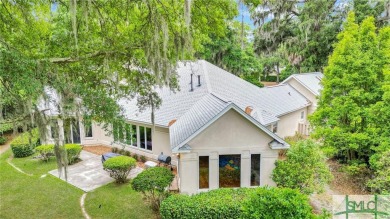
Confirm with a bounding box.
[65,144,82,164]
[160,188,249,218]
[132,167,174,211]
[241,187,315,219]
[132,153,138,161]
[103,156,136,183]
[0,136,6,145]
[124,150,131,156]
[140,155,146,162]
[368,150,390,194]
[111,147,119,153]
[119,148,126,155]
[35,144,54,161]
[10,129,40,158]
[160,187,316,219]
[272,140,332,194]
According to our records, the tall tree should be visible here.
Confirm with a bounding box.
[310,13,386,163]
[250,0,345,79]
[0,0,237,174]
[197,21,263,87]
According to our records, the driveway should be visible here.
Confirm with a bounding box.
[49,150,143,192]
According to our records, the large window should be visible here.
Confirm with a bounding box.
[113,122,151,151]
[84,120,93,138]
[219,155,241,188]
[125,124,137,146]
[251,154,261,186]
[199,156,209,189]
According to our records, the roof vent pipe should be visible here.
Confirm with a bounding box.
[190,74,194,92]
[197,75,201,87]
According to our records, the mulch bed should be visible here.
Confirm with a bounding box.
[83,145,112,155]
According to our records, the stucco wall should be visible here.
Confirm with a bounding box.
[85,122,175,164]
[276,107,308,138]
[286,78,317,114]
[179,109,280,195]
[43,120,176,165]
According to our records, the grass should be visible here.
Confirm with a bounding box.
[0,150,84,219]
[85,182,157,219]
[0,149,156,219]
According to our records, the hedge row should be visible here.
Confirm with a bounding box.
[35,144,83,164]
[160,187,316,219]
[10,129,40,157]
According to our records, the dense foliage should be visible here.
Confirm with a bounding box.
[0,136,6,145]
[247,0,389,79]
[198,21,263,86]
[35,144,55,161]
[103,156,136,183]
[64,144,82,164]
[272,140,332,195]
[0,0,237,174]
[160,187,315,219]
[10,129,40,157]
[311,13,390,193]
[132,167,174,211]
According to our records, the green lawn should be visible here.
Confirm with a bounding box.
[0,150,84,219]
[85,183,156,219]
[0,149,156,219]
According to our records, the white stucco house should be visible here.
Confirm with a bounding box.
[42,60,323,194]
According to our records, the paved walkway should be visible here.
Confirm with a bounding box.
[49,150,143,192]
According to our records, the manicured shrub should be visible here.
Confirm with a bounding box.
[0,122,13,133]
[241,187,316,219]
[0,136,6,145]
[65,144,82,164]
[10,129,40,158]
[124,150,131,156]
[132,153,138,161]
[272,140,332,194]
[140,155,146,162]
[119,148,126,155]
[35,144,54,161]
[132,167,174,211]
[103,156,136,183]
[368,150,390,194]
[160,188,249,218]
[160,187,316,219]
[111,147,119,153]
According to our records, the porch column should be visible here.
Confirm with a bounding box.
[241,150,251,187]
[209,151,219,189]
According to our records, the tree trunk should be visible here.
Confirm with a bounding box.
[276,63,280,83]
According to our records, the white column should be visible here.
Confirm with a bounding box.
[241,150,251,187]
[209,151,219,190]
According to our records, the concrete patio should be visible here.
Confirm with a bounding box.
[49,150,143,192]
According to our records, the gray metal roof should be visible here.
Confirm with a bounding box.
[121,60,310,127]
[169,93,230,150]
[169,93,290,151]
[282,72,324,96]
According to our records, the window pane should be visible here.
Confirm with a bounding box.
[140,126,145,149]
[219,155,241,188]
[251,154,261,186]
[125,124,132,145]
[132,125,137,147]
[199,156,209,189]
[113,122,119,142]
[118,123,124,143]
[146,127,152,151]
[84,120,93,138]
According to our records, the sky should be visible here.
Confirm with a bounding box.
[235,2,255,29]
